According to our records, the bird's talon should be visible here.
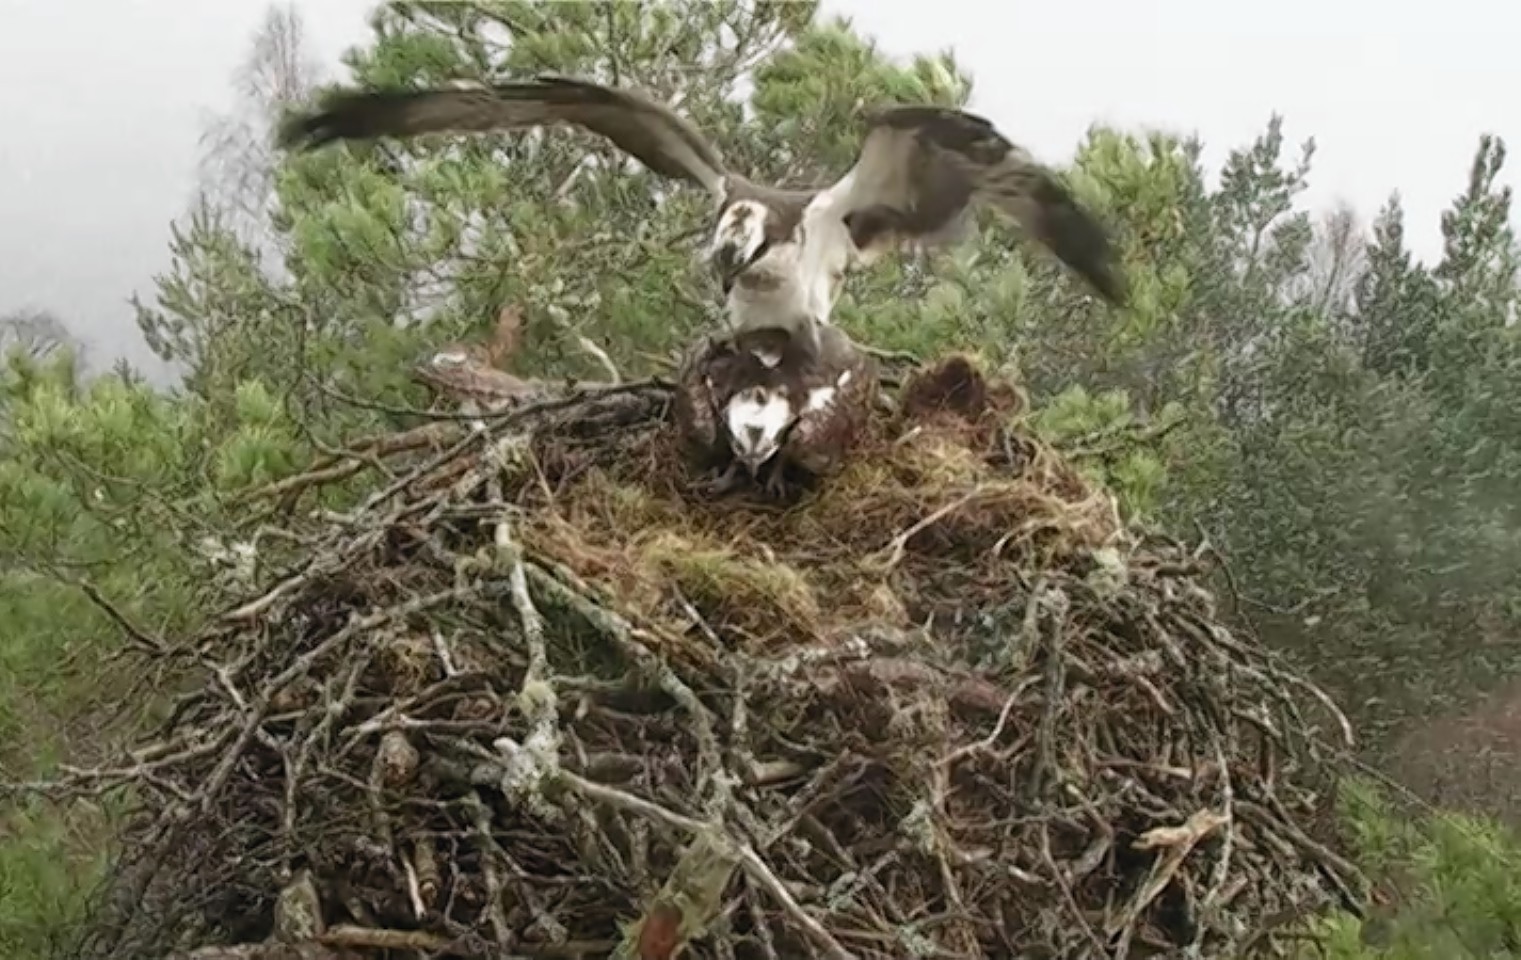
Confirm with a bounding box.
[762,464,789,500]
[699,463,746,497]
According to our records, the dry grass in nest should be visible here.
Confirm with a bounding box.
[22,355,1364,960]
[516,358,1121,647]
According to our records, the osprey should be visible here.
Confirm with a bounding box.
[672,322,878,498]
[278,75,1129,358]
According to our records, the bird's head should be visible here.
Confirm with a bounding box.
[708,200,779,294]
[723,383,794,474]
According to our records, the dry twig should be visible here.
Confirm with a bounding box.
[27,359,1359,960]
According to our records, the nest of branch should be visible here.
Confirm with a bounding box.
[46,355,1362,960]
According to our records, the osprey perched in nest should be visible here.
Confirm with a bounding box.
[672,322,878,498]
[278,75,1129,362]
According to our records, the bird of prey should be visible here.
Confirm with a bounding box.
[277,75,1129,361]
[672,322,878,499]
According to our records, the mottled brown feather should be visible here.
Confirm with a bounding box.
[279,75,731,196]
[671,323,876,485]
[778,325,878,478]
[279,76,1128,307]
[670,334,726,466]
[839,106,1128,305]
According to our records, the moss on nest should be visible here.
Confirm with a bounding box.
[39,354,1363,960]
[518,354,1120,649]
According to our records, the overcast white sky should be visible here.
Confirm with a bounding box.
[1,0,1516,380]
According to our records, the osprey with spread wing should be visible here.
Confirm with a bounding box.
[277,75,1130,360]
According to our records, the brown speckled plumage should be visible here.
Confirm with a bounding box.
[672,323,877,497]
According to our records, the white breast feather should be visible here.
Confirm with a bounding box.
[725,389,794,457]
[725,240,809,333]
[797,176,863,324]
[804,386,837,413]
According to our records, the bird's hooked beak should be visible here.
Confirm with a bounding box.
[709,200,776,296]
[724,386,791,477]
[712,239,769,295]
[719,263,741,296]
[734,420,780,475]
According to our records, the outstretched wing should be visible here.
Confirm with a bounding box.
[278,75,730,196]
[823,105,1127,305]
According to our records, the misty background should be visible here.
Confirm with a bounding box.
[2,0,1517,384]
[3,6,1521,955]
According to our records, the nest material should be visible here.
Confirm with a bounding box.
[38,355,1363,960]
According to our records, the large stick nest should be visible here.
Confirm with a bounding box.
[38,354,1363,960]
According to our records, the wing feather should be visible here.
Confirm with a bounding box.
[277,75,730,196]
[827,105,1128,305]
[672,336,729,462]
[782,328,878,476]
